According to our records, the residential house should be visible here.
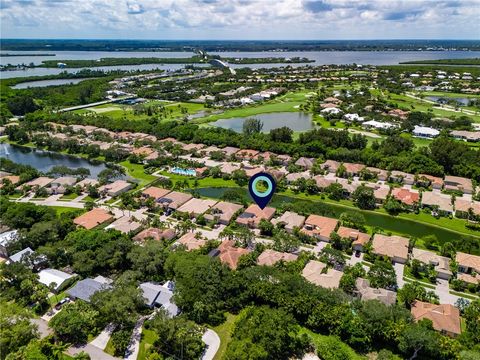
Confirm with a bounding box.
[38,268,76,292]
[444,176,474,194]
[133,228,176,243]
[301,215,339,242]
[450,130,480,142]
[286,171,311,183]
[322,160,341,174]
[221,146,240,157]
[391,188,420,208]
[140,282,179,317]
[337,226,371,252]
[411,301,461,337]
[176,232,207,251]
[295,157,315,170]
[236,204,276,228]
[416,174,443,190]
[314,176,335,190]
[204,201,244,225]
[421,192,453,215]
[355,278,396,305]
[236,149,259,161]
[98,180,133,197]
[366,167,388,181]
[105,215,142,234]
[411,248,452,280]
[177,198,218,217]
[389,171,415,185]
[412,126,440,138]
[343,163,365,177]
[156,191,193,212]
[456,252,480,284]
[19,177,53,190]
[73,208,113,230]
[257,249,298,266]
[216,240,251,270]
[142,187,171,201]
[67,276,112,302]
[302,260,343,289]
[454,199,480,219]
[76,178,99,189]
[271,211,306,233]
[371,234,409,264]
[48,176,77,194]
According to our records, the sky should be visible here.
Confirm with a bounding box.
[1,0,479,40]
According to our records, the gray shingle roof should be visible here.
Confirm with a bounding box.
[67,278,112,302]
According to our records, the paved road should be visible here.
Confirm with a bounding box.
[31,318,52,339]
[124,317,146,360]
[68,344,120,360]
[201,329,221,360]
[90,324,115,350]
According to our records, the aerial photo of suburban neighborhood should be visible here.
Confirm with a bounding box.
[1,1,480,360]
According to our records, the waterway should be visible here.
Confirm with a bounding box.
[0,143,109,179]
[210,112,314,133]
[194,186,479,243]
[425,96,472,106]
[2,50,480,79]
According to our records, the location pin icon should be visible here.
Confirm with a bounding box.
[248,172,276,209]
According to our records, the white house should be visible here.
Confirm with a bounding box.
[321,107,342,115]
[412,125,440,139]
[362,120,396,130]
[343,113,365,122]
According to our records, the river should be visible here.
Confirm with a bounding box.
[0,143,109,179]
[2,50,480,79]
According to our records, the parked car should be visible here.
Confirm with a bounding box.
[54,297,71,310]
[355,250,361,258]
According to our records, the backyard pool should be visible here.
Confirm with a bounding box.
[170,167,196,176]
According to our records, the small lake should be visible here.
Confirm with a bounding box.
[0,143,109,179]
[194,187,480,243]
[425,96,472,106]
[210,112,314,133]
[12,78,93,89]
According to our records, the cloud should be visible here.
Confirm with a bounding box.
[127,1,144,14]
[384,10,423,21]
[303,0,333,13]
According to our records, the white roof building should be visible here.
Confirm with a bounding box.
[413,126,440,138]
[343,113,365,122]
[38,268,76,291]
[321,107,342,115]
[362,120,396,130]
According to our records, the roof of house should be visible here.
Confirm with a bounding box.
[371,234,409,261]
[74,208,113,230]
[9,247,34,263]
[237,149,259,159]
[421,192,453,212]
[271,211,306,230]
[455,199,480,215]
[99,180,132,194]
[392,188,420,206]
[322,160,341,171]
[355,278,396,305]
[105,215,142,234]
[444,176,474,193]
[158,191,193,209]
[302,215,339,239]
[23,177,53,188]
[221,146,240,156]
[411,301,461,335]
[177,198,218,215]
[67,277,112,302]
[302,260,343,289]
[217,240,251,269]
[411,248,451,275]
[177,232,207,251]
[456,252,480,273]
[76,178,99,188]
[257,249,298,266]
[140,282,179,317]
[337,226,370,245]
[295,157,315,168]
[38,268,75,290]
[142,187,171,200]
[417,174,444,187]
[236,204,276,227]
[133,228,176,242]
[343,163,365,174]
[204,201,244,223]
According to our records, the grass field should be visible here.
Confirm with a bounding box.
[51,206,84,216]
[212,313,238,360]
[137,328,159,360]
[119,161,157,187]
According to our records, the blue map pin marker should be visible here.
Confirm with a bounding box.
[248,172,276,209]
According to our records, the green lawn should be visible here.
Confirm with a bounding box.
[212,313,238,360]
[51,206,84,216]
[47,291,67,306]
[119,161,157,187]
[104,337,116,357]
[138,328,159,360]
[155,170,237,188]
[60,193,80,200]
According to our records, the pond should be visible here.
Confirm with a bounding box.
[194,187,479,243]
[12,78,93,89]
[210,112,314,133]
[0,143,109,179]
[425,96,472,106]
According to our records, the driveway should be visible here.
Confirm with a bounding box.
[31,318,52,339]
[393,263,405,288]
[201,329,220,360]
[68,344,120,360]
[90,324,115,350]
[124,317,146,360]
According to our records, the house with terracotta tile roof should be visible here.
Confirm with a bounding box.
[0,175,20,187]
[105,215,142,234]
[366,167,388,181]
[236,204,276,228]
[421,192,453,215]
[19,177,53,190]
[322,160,341,174]
[444,176,474,194]
[76,178,99,190]
[337,226,371,251]
[302,260,343,289]
[257,249,298,266]
[133,228,176,243]
[456,252,480,276]
[355,278,396,305]
[454,198,480,219]
[411,301,461,337]
[98,180,133,197]
[371,234,410,264]
[301,215,339,242]
[176,232,207,251]
[389,171,415,185]
[142,187,171,201]
[216,240,250,269]
[182,143,205,152]
[314,176,335,190]
[220,163,241,174]
[276,154,292,166]
[411,248,452,280]
[243,166,264,178]
[204,201,244,225]
[271,211,306,233]
[132,146,155,157]
[177,198,218,217]
[221,146,240,157]
[156,191,193,212]
[286,171,311,183]
[391,188,420,207]
[74,208,113,230]
[236,149,259,161]
[295,157,315,170]
[343,163,365,177]
[416,174,444,190]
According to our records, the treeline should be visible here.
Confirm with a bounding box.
[400,58,480,65]
[18,111,480,182]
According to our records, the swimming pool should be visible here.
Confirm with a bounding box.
[170,167,196,176]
